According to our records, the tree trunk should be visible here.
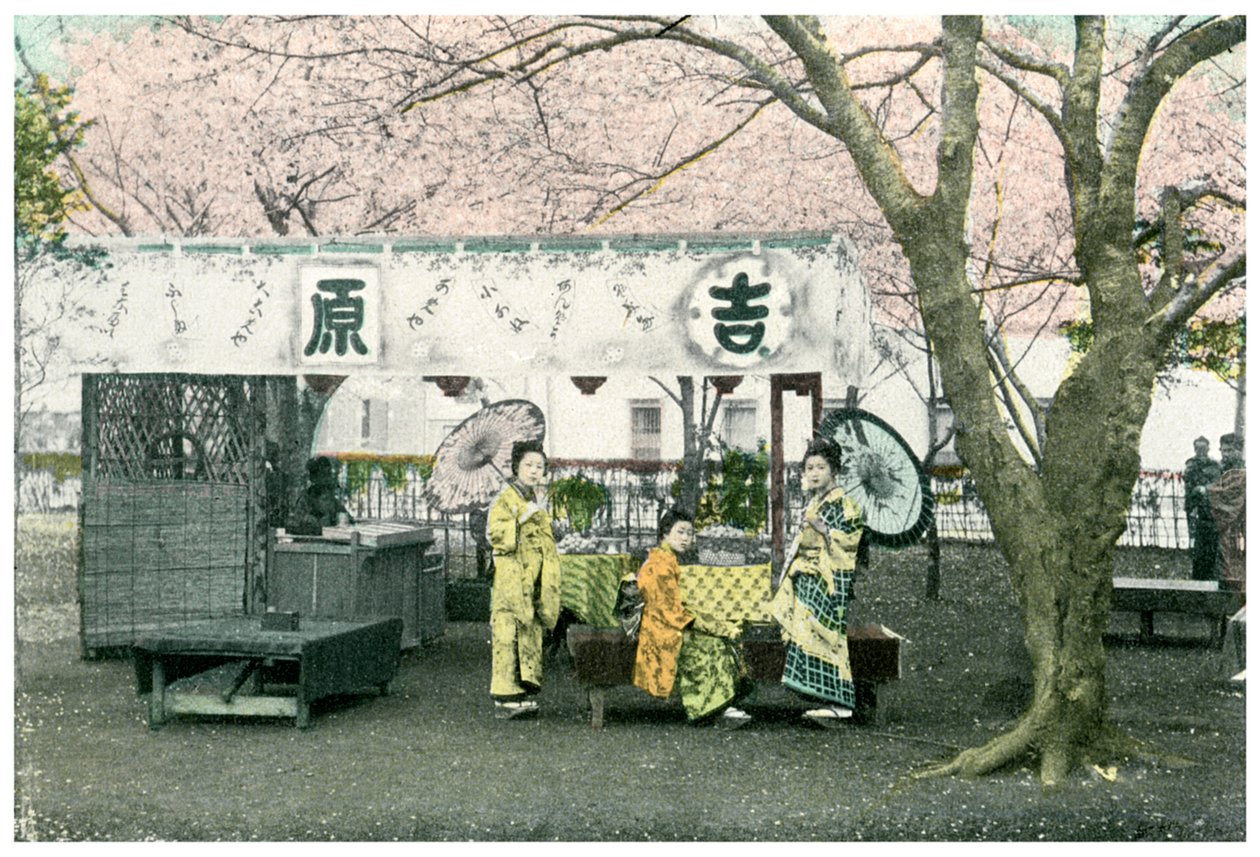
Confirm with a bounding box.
[265,375,343,528]
[1234,371,1245,440]
[677,377,703,514]
[919,292,1165,782]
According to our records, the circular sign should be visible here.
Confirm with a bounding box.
[685,255,795,369]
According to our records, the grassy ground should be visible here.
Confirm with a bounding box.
[13,514,1246,841]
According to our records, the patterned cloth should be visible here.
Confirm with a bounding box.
[487,481,560,699]
[677,629,750,721]
[560,561,773,628]
[780,571,855,707]
[680,564,773,624]
[770,486,864,708]
[559,554,635,628]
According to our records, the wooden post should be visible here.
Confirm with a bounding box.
[589,688,606,729]
[148,658,167,730]
[79,374,97,659]
[770,376,787,571]
[770,373,824,571]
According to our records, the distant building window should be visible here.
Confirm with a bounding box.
[360,399,388,446]
[631,404,662,460]
[721,402,758,450]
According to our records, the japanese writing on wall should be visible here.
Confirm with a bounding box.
[50,239,863,375]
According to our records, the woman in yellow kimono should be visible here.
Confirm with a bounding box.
[770,439,864,727]
[633,510,752,728]
[486,440,560,719]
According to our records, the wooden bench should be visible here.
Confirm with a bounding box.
[1111,577,1245,646]
[566,623,901,728]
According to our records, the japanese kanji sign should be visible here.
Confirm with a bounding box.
[298,265,380,366]
[683,255,797,368]
[42,235,872,377]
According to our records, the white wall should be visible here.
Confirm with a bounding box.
[188,345,1250,474]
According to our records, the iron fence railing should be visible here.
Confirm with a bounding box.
[17,461,1198,553]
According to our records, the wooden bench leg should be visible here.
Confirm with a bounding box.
[296,661,312,729]
[589,688,605,730]
[148,659,167,730]
[853,679,877,725]
[1139,610,1155,642]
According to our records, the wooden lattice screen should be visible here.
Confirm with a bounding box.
[80,374,267,654]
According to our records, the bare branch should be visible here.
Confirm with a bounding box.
[648,376,683,408]
[591,97,775,226]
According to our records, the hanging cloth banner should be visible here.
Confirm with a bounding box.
[38,234,872,377]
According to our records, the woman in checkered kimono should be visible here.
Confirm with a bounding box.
[769,439,864,726]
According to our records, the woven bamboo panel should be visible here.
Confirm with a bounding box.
[81,482,249,649]
[91,375,253,484]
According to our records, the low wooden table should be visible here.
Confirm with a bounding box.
[1111,577,1245,646]
[132,616,403,729]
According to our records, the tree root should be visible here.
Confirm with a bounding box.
[913,718,1197,783]
[912,718,1036,779]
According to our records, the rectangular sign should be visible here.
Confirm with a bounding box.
[35,235,872,378]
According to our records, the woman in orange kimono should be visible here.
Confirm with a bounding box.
[632,510,752,727]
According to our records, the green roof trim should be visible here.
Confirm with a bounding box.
[685,240,755,254]
[760,236,832,248]
[321,243,385,254]
[464,240,533,254]
[183,244,245,255]
[609,239,681,253]
[136,243,175,253]
[538,240,606,254]
[392,242,458,254]
[252,244,316,255]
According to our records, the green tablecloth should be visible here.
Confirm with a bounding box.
[560,555,774,628]
[560,554,635,628]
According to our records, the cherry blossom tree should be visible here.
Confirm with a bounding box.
[40,14,1246,783]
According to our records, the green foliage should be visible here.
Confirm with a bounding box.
[1133,217,1225,265]
[20,452,82,484]
[1060,318,1095,355]
[695,443,770,534]
[548,473,610,533]
[1178,316,1246,382]
[1063,314,1246,383]
[15,75,91,254]
[344,459,373,496]
[328,453,435,494]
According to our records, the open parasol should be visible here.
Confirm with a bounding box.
[815,408,934,548]
[426,399,546,514]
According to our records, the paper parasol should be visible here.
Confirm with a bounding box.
[426,399,546,514]
[815,408,935,548]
